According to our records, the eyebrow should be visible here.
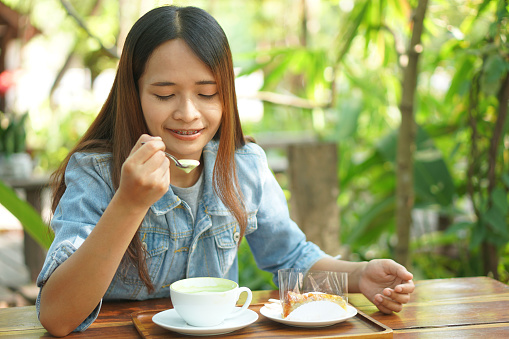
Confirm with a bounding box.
[150,80,216,86]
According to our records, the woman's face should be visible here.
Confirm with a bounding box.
[138,39,222,161]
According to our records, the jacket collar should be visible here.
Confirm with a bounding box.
[149,140,230,216]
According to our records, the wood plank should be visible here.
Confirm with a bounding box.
[355,298,509,330]
[395,322,509,338]
[348,277,509,331]
[349,276,509,307]
[0,306,41,331]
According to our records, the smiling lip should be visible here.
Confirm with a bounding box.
[170,129,202,135]
[168,128,203,140]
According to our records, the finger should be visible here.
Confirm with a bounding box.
[151,156,170,192]
[374,294,403,313]
[394,280,415,294]
[157,159,171,184]
[136,138,166,163]
[140,134,160,144]
[129,134,157,156]
[383,260,414,282]
[396,266,414,281]
[134,152,169,192]
[383,288,411,304]
[144,149,169,174]
[124,145,167,185]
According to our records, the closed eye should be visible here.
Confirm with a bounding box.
[155,94,174,101]
[199,93,218,99]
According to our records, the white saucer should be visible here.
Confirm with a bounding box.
[152,307,258,336]
[260,304,357,328]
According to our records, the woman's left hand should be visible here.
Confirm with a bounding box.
[358,259,415,314]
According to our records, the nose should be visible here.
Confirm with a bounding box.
[173,97,200,122]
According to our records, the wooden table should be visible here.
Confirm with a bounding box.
[1,276,508,338]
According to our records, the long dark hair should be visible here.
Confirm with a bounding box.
[50,6,247,293]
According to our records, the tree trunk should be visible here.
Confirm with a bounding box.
[395,0,429,268]
[482,73,509,278]
[288,143,340,256]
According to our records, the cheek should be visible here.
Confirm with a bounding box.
[209,108,223,132]
[141,99,164,132]
[209,101,223,125]
[196,100,222,129]
[140,92,163,116]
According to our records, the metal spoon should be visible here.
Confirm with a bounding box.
[141,142,200,173]
[163,153,200,173]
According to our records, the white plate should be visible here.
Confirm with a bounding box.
[152,307,258,336]
[260,304,357,328]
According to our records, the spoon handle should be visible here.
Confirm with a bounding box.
[163,152,185,168]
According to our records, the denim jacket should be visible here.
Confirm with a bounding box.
[36,140,326,331]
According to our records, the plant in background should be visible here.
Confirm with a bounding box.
[447,0,509,280]
[0,110,53,249]
[0,111,33,180]
[238,240,276,291]
[0,179,53,249]
[0,111,28,155]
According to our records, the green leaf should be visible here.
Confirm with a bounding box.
[481,54,508,95]
[445,56,475,103]
[0,180,53,249]
[334,101,362,141]
[491,187,508,214]
[502,174,509,188]
[469,221,486,250]
[340,151,385,188]
[375,126,455,206]
[334,0,369,64]
[484,206,509,238]
[346,195,395,246]
[484,54,506,83]
[445,221,474,235]
[263,52,294,90]
[474,0,494,20]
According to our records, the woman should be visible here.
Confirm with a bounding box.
[37,5,414,336]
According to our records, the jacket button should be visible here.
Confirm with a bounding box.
[233,232,240,243]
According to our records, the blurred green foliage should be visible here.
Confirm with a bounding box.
[238,240,277,291]
[0,111,28,155]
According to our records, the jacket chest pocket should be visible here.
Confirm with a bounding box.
[117,230,170,287]
[211,213,257,275]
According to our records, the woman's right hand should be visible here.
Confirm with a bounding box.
[116,134,170,210]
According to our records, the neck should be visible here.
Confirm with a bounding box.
[170,163,203,188]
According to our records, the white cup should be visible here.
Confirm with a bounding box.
[170,277,253,327]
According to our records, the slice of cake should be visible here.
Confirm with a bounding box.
[282,291,347,318]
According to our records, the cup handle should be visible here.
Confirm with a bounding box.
[226,287,252,319]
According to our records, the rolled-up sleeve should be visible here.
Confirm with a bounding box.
[35,152,113,332]
[244,145,327,286]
